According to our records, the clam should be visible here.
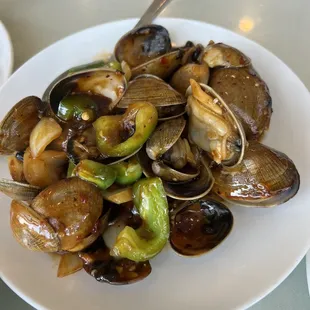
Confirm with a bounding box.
[186,79,246,167]
[43,68,127,124]
[0,96,45,154]
[151,161,199,182]
[163,138,199,169]
[138,115,214,199]
[170,63,210,95]
[146,117,186,160]
[0,179,41,201]
[8,155,26,183]
[209,66,272,140]
[181,43,204,64]
[23,148,68,188]
[117,75,186,120]
[170,197,233,256]
[212,141,300,207]
[200,42,251,68]
[114,24,172,68]
[137,145,214,200]
[131,49,185,79]
[68,210,110,252]
[31,177,103,250]
[163,157,214,200]
[9,178,107,254]
[79,237,152,285]
[114,24,189,80]
[10,200,60,252]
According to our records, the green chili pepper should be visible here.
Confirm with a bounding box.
[73,159,116,190]
[93,102,158,157]
[111,157,143,185]
[57,94,97,122]
[110,177,169,262]
[107,61,122,71]
[67,160,76,178]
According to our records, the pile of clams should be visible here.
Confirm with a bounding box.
[0,24,299,284]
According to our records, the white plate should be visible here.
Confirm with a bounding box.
[0,18,310,310]
[0,21,13,86]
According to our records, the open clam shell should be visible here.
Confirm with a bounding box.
[137,145,214,200]
[0,178,41,201]
[114,24,172,68]
[117,75,186,120]
[0,96,45,155]
[186,80,246,167]
[200,42,251,68]
[163,157,215,200]
[79,237,152,285]
[169,197,233,256]
[209,66,272,140]
[10,200,60,252]
[31,177,103,251]
[151,161,199,182]
[43,68,127,124]
[212,141,300,207]
[146,117,186,160]
[68,210,110,252]
[131,49,185,80]
[23,148,68,188]
[170,63,210,95]
[8,155,26,183]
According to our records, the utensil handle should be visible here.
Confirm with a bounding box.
[134,0,173,28]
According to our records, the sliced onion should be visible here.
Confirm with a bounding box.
[30,117,62,158]
[57,253,83,278]
[102,187,133,204]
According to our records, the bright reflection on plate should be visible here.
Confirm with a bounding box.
[239,16,255,32]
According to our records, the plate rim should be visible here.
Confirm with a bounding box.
[0,20,14,85]
[1,17,310,310]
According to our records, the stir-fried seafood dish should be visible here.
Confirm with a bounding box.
[0,24,299,284]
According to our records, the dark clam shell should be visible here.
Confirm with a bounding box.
[114,24,172,68]
[170,197,233,256]
[79,237,151,285]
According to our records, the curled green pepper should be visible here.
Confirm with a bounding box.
[74,159,116,190]
[93,101,158,157]
[112,157,143,185]
[107,61,122,71]
[57,94,97,122]
[110,177,169,262]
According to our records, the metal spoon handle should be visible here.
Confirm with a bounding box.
[134,0,173,28]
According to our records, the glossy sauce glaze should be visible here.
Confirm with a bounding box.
[170,198,233,256]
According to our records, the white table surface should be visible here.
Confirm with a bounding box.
[0,0,309,309]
